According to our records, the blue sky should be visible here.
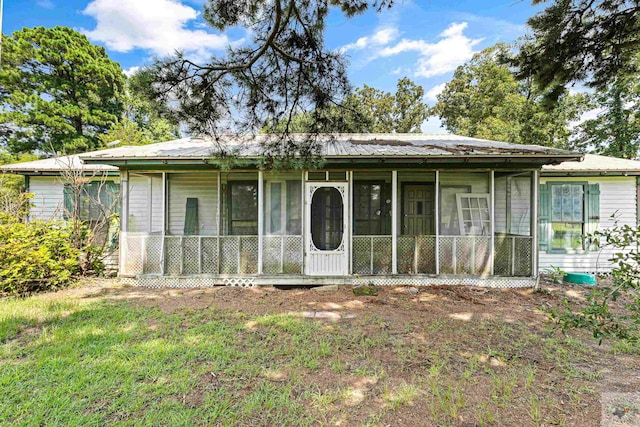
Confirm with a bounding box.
[2,0,544,132]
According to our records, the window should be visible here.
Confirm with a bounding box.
[63,181,120,222]
[63,180,120,246]
[539,182,600,252]
[456,193,490,236]
[228,181,258,235]
[354,181,390,235]
[265,180,302,235]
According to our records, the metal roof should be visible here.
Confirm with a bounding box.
[541,154,640,175]
[0,152,118,175]
[81,134,580,163]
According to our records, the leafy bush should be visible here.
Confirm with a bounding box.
[547,222,640,343]
[0,213,82,295]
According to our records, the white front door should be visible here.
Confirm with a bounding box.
[305,182,349,275]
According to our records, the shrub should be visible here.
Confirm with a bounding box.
[546,222,640,343]
[0,213,82,295]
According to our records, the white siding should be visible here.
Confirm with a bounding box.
[151,175,163,233]
[28,177,65,220]
[128,175,150,233]
[168,172,218,235]
[539,176,637,273]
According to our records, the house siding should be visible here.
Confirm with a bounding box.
[539,176,637,273]
[28,177,64,220]
[168,172,218,236]
[128,174,151,233]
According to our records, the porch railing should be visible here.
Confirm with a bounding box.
[121,233,533,277]
[352,235,532,276]
[121,233,302,276]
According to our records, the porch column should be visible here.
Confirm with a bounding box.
[162,173,168,233]
[160,172,167,275]
[391,170,398,274]
[119,170,129,276]
[435,170,440,275]
[490,170,495,275]
[348,170,353,274]
[121,170,129,233]
[216,170,222,274]
[258,170,264,274]
[531,170,540,277]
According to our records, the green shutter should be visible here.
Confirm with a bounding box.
[585,183,600,250]
[184,197,199,235]
[539,183,550,252]
[63,184,74,221]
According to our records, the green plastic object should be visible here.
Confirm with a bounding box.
[563,272,597,285]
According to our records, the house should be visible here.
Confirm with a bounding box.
[70,133,580,288]
[0,153,120,269]
[539,154,640,274]
[0,153,119,221]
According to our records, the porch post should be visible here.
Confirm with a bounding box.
[216,170,221,274]
[531,170,539,277]
[391,170,398,274]
[121,170,129,233]
[119,170,129,276]
[162,173,167,233]
[490,170,495,275]
[435,170,440,275]
[348,170,353,274]
[216,171,221,235]
[258,170,264,274]
[161,172,167,276]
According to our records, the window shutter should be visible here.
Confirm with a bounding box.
[184,197,199,235]
[585,183,600,250]
[539,183,550,252]
[63,184,74,221]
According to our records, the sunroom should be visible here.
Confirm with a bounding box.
[82,134,580,288]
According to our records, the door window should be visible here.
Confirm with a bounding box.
[310,187,343,250]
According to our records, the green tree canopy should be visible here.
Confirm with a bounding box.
[573,77,640,159]
[99,73,181,147]
[145,0,394,159]
[433,44,588,148]
[0,26,126,154]
[265,78,428,134]
[513,0,640,105]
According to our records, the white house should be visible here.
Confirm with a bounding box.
[68,133,580,288]
[539,154,640,274]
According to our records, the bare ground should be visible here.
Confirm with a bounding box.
[48,278,640,426]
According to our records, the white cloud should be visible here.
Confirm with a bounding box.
[123,66,141,78]
[340,27,399,53]
[81,0,229,57]
[380,22,482,78]
[425,83,447,102]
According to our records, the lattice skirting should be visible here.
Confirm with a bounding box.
[120,274,536,289]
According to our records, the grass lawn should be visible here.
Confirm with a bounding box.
[1,280,639,426]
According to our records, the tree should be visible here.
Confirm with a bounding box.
[513,0,640,104]
[573,78,640,159]
[433,44,588,147]
[0,26,125,154]
[99,74,181,147]
[264,77,428,134]
[145,0,394,159]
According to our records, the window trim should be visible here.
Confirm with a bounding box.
[227,180,258,236]
[353,180,391,236]
[546,181,589,255]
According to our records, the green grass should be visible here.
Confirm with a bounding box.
[1,283,639,426]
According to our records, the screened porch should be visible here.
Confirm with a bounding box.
[118,169,538,282]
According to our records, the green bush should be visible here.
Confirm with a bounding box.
[0,213,82,295]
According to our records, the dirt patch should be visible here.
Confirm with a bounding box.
[47,279,640,426]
